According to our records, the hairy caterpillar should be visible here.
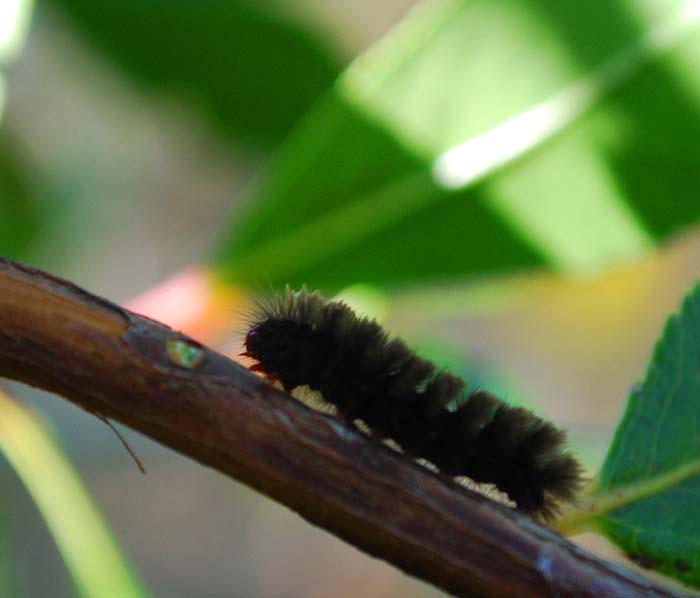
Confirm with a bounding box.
[242,288,582,519]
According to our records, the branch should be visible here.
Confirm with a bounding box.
[0,258,676,597]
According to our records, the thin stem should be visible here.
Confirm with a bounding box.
[556,461,700,536]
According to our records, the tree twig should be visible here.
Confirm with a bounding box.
[0,258,677,597]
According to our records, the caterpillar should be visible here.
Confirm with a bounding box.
[242,288,582,520]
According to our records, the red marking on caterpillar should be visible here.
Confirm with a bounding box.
[243,288,582,520]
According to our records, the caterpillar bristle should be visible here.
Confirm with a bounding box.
[244,287,583,521]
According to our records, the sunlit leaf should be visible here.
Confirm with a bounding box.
[214,0,700,291]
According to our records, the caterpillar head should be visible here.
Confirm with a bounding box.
[244,318,322,391]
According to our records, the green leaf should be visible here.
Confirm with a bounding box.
[0,390,148,598]
[214,0,700,291]
[0,0,39,259]
[0,134,39,258]
[215,95,542,290]
[45,0,341,147]
[566,285,700,587]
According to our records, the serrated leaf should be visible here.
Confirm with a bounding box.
[214,0,700,291]
[45,0,341,147]
[592,284,700,587]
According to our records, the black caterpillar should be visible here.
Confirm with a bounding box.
[243,288,582,519]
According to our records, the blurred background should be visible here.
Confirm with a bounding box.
[2,0,700,595]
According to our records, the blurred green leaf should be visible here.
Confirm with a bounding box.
[214,0,700,291]
[0,390,148,598]
[0,135,39,258]
[215,97,541,289]
[45,0,341,147]
[561,285,700,587]
[0,0,39,259]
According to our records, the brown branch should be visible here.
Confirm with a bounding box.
[0,257,676,597]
